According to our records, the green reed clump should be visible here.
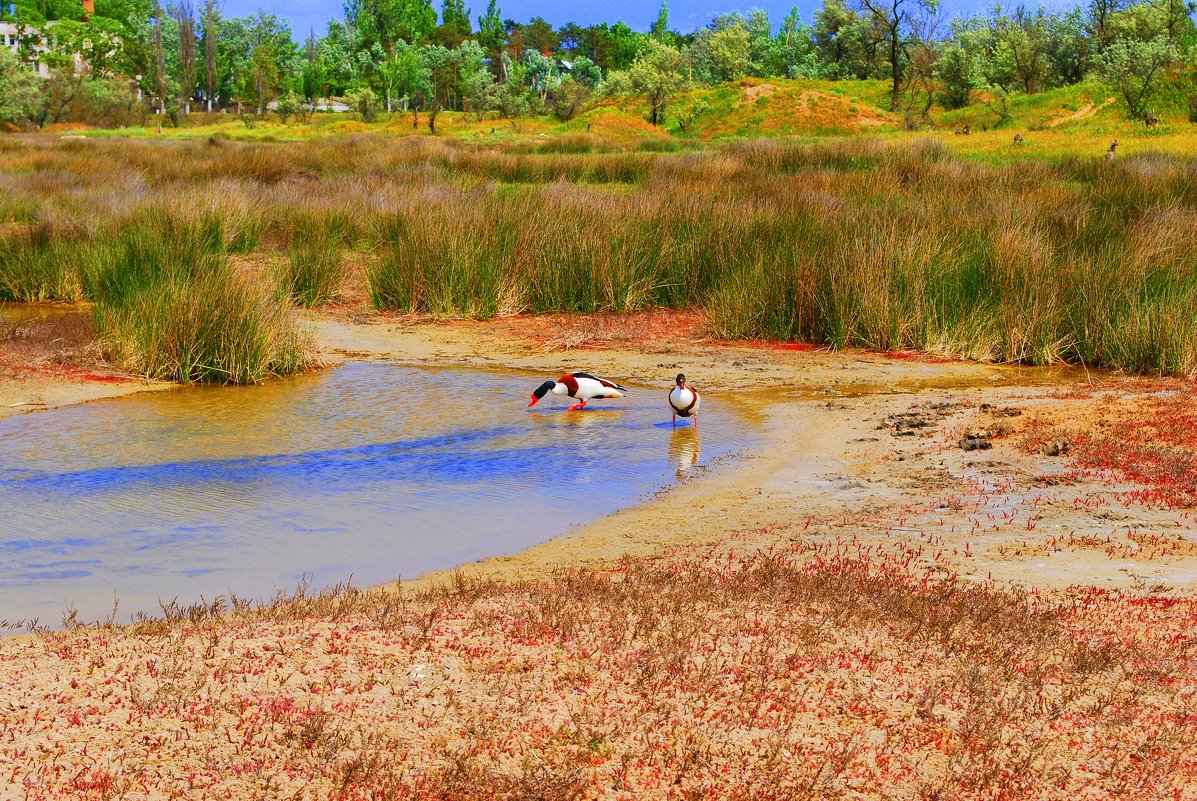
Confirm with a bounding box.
[285,226,346,307]
[369,207,518,318]
[0,236,87,302]
[83,220,312,383]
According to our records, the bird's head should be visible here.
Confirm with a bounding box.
[675,373,687,388]
[528,380,557,407]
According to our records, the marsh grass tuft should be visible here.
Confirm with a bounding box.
[285,224,347,307]
[0,235,87,302]
[84,222,312,383]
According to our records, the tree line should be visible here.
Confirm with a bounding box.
[0,0,1194,129]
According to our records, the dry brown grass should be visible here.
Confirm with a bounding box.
[2,135,1196,373]
[2,537,1194,800]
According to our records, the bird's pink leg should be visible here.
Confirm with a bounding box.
[567,401,584,412]
[672,413,677,426]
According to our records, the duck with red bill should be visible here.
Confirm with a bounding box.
[528,372,628,412]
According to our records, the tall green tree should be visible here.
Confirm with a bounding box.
[201,0,218,108]
[814,0,879,79]
[174,1,196,111]
[650,2,673,44]
[0,46,43,125]
[476,0,503,54]
[991,6,1050,93]
[345,0,436,52]
[438,0,470,44]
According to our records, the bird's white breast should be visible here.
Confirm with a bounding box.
[670,386,700,411]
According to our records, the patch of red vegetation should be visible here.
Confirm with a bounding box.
[1,539,1194,799]
[75,372,131,384]
[1023,383,1197,509]
[729,339,819,351]
[0,354,128,384]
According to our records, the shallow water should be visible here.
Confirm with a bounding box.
[0,303,78,327]
[0,363,751,627]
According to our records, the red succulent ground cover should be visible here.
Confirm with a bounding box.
[2,537,1195,800]
[1021,381,1197,509]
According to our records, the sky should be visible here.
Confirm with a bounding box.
[228,0,1076,43]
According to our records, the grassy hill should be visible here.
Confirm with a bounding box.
[51,76,1197,163]
[664,77,900,138]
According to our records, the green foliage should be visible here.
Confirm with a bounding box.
[936,44,977,109]
[344,0,436,52]
[570,55,601,89]
[704,14,752,83]
[550,75,589,120]
[276,88,301,121]
[1098,35,1178,117]
[624,39,685,125]
[1094,0,1193,119]
[0,0,1191,129]
[461,49,495,119]
[476,0,503,54]
[813,0,878,80]
[435,0,471,46]
[649,2,673,45]
[0,47,43,125]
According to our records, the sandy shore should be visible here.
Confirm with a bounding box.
[304,310,1197,593]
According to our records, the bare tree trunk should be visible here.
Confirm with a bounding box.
[151,0,168,115]
[176,1,197,117]
[889,33,900,111]
[203,0,218,111]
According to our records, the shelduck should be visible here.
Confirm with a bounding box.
[528,372,628,411]
[668,373,701,425]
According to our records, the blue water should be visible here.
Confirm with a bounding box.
[0,363,750,627]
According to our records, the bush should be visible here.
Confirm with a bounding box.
[345,87,379,123]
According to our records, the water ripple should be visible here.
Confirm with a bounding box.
[0,363,753,626]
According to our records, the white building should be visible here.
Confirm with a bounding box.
[0,21,51,76]
[1,0,92,77]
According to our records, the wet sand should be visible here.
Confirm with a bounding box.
[0,304,173,420]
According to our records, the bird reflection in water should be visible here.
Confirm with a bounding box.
[669,425,701,476]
